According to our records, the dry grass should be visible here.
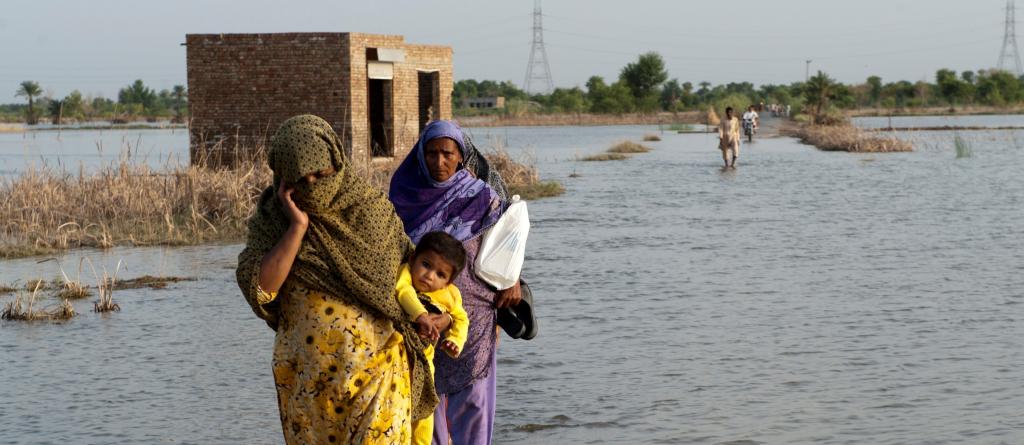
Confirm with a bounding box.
[608,141,653,154]
[0,284,15,295]
[642,133,662,142]
[47,257,92,299]
[94,260,122,313]
[482,139,565,200]
[783,122,913,153]
[580,152,630,161]
[0,145,272,259]
[0,133,563,259]
[1,281,75,321]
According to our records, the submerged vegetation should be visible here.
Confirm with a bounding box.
[783,121,913,153]
[1,281,76,321]
[579,140,654,161]
[607,141,653,154]
[954,134,973,158]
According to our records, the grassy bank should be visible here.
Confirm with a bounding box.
[458,111,701,128]
[782,121,913,153]
[0,145,560,259]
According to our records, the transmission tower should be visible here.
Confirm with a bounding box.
[998,0,1023,75]
[524,0,554,94]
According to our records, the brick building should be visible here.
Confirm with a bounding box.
[185,32,453,167]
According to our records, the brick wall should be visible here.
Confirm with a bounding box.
[346,34,453,165]
[187,33,350,165]
[186,32,452,168]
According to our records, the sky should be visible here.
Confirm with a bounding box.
[0,0,1013,100]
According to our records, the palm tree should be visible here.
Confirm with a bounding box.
[15,81,42,125]
[803,71,838,122]
[171,85,187,122]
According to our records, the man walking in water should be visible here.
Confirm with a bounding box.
[718,106,740,167]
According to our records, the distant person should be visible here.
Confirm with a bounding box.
[743,105,760,133]
[718,106,741,167]
[396,231,470,445]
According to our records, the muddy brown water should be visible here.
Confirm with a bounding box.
[2,120,1022,444]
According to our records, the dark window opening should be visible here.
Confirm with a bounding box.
[418,71,440,133]
[368,78,393,157]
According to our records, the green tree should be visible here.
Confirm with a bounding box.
[660,79,684,111]
[618,52,668,108]
[15,80,43,124]
[936,69,970,109]
[586,76,635,113]
[548,87,588,113]
[118,79,157,111]
[866,76,883,107]
[803,71,841,121]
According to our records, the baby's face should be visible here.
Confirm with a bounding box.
[409,250,455,294]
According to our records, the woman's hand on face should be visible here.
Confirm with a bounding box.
[495,281,522,308]
[277,179,309,229]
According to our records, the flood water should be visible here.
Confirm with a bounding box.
[2,119,1023,444]
[852,113,1024,129]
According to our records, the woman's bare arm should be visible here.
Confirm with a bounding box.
[258,180,309,293]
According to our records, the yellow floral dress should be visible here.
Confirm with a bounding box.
[270,284,412,444]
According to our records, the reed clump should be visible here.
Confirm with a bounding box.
[642,133,662,142]
[51,258,92,299]
[608,141,653,154]
[482,139,565,200]
[783,122,913,153]
[580,152,630,161]
[94,261,122,313]
[2,282,75,321]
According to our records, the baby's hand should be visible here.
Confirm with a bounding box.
[440,339,460,357]
[415,314,439,341]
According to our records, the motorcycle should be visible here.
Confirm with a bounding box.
[742,118,756,142]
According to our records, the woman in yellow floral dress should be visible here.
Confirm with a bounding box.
[236,115,447,444]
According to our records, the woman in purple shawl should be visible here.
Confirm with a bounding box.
[389,120,522,445]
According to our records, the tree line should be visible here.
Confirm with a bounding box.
[4,79,187,125]
[453,52,1024,119]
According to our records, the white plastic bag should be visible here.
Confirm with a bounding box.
[475,195,530,290]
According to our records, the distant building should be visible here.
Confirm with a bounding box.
[461,96,506,109]
[185,32,453,167]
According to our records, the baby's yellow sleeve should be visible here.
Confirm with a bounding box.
[443,284,469,355]
[395,264,428,322]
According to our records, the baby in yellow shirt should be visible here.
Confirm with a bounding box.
[396,231,470,445]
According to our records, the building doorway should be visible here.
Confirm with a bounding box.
[418,71,440,133]
[368,78,393,157]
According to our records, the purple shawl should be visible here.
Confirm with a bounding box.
[389,120,503,243]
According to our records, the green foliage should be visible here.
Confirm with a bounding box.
[715,94,752,117]
[619,52,668,101]
[15,80,43,124]
[586,76,635,114]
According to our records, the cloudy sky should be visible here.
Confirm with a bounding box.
[0,0,1010,99]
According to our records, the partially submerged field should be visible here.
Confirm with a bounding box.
[782,121,913,153]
